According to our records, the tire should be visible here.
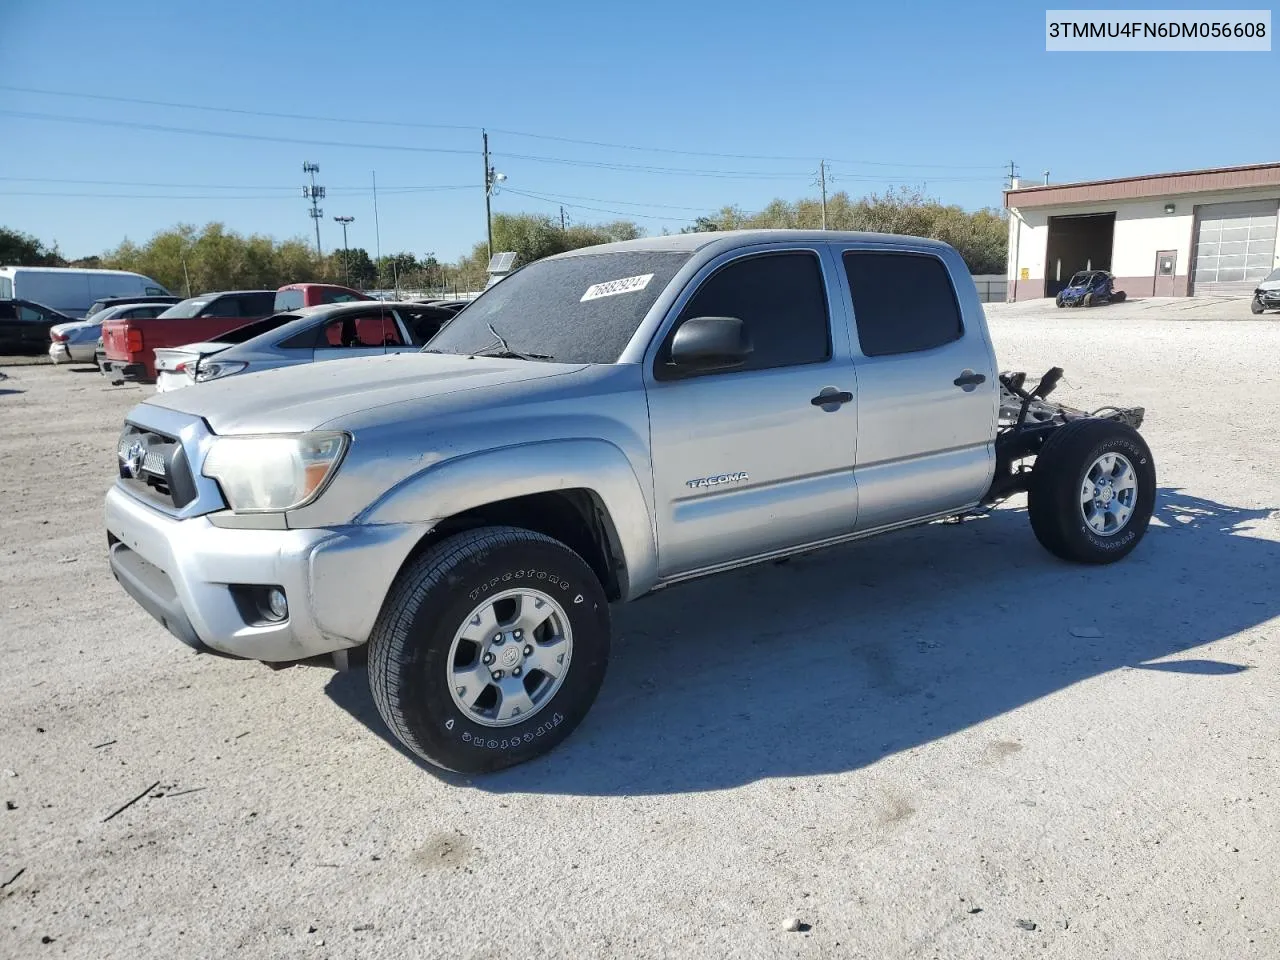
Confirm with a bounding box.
[1251,297,1265,315]
[1112,290,1126,302]
[1056,293,1065,308]
[1082,292,1094,307]
[366,525,611,775]
[1027,418,1156,564]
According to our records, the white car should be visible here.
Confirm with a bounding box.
[49,301,172,365]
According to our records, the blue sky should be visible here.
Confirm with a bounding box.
[2,0,1275,263]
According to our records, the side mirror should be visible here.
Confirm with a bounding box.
[668,316,752,372]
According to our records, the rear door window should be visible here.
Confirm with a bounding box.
[319,309,395,348]
[842,251,964,357]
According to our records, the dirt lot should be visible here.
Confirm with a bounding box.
[2,311,1278,960]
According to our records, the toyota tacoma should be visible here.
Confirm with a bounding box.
[103,230,1155,775]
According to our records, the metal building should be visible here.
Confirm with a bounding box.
[1004,162,1280,301]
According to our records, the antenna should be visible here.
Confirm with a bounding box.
[302,162,325,256]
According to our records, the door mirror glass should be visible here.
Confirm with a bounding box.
[668,316,752,371]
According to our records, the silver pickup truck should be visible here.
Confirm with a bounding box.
[104,229,1155,775]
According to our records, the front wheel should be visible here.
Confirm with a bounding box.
[366,526,611,775]
[1027,418,1156,564]
[1252,297,1265,315]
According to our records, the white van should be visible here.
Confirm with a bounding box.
[0,266,172,318]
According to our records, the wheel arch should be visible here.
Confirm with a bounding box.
[357,439,657,602]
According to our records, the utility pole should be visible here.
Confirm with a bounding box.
[482,130,506,262]
[560,205,567,232]
[302,162,325,256]
[1004,160,1021,190]
[372,171,382,293]
[333,215,354,287]
[818,159,829,230]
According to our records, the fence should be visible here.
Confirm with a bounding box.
[970,274,1007,303]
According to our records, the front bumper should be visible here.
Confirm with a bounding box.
[50,342,97,364]
[1256,290,1280,308]
[104,484,430,661]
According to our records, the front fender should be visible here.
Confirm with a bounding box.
[355,438,657,600]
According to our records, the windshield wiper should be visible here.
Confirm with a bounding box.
[474,348,556,361]
[472,322,554,361]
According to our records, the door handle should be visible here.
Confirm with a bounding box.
[811,389,853,407]
[953,371,986,388]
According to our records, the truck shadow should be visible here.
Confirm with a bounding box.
[324,488,1276,794]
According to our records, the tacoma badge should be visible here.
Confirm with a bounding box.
[686,472,749,490]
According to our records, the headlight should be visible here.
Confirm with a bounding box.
[194,360,248,382]
[201,432,349,513]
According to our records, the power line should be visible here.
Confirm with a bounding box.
[501,188,699,223]
[0,175,474,192]
[0,84,1005,171]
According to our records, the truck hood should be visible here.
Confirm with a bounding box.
[143,351,588,434]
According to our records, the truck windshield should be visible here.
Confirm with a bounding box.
[158,297,212,319]
[423,250,692,364]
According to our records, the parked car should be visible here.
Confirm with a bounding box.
[0,298,76,354]
[153,300,465,391]
[100,290,277,383]
[1251,267,1280,314]
[49,301,174,365]
[273,282,372,311]
[0,266,171,318]
[1056,270,1127,307]
[104,229,1156,776]
[83,294,182,321]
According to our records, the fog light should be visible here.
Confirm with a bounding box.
[266,588,288,621]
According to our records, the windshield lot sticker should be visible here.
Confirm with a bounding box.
[580,273,654,302]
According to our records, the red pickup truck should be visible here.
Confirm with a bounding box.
[100,283,371,383]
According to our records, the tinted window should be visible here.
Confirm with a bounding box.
[658,251,831,378]
[0,278,12,299]
[0,302,17,320]
[843,251,963,357]
[324,290,363,304]
[274,289,304,311]
[424,251,692,364]
[207,297,244,317]
[243,292,276,314]
[19,304,46,322]
[397,306,454,344]
[145,286,167,295]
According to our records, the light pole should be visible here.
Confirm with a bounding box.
[333,215,354,287]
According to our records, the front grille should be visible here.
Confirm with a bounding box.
[117,424,198,509]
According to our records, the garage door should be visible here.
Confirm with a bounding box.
[1190,198,1279,296]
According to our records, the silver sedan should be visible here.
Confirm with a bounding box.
[154,300,468,392]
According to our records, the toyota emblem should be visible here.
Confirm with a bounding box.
[121,440,146,479]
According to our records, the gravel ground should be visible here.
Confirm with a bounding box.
[1,313,1278,960]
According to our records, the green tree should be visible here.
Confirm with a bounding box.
[0,226,60,266]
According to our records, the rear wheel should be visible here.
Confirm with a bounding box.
[1082,292,1094,307]
[366,525,611,775]
[1027,418,1156,563]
